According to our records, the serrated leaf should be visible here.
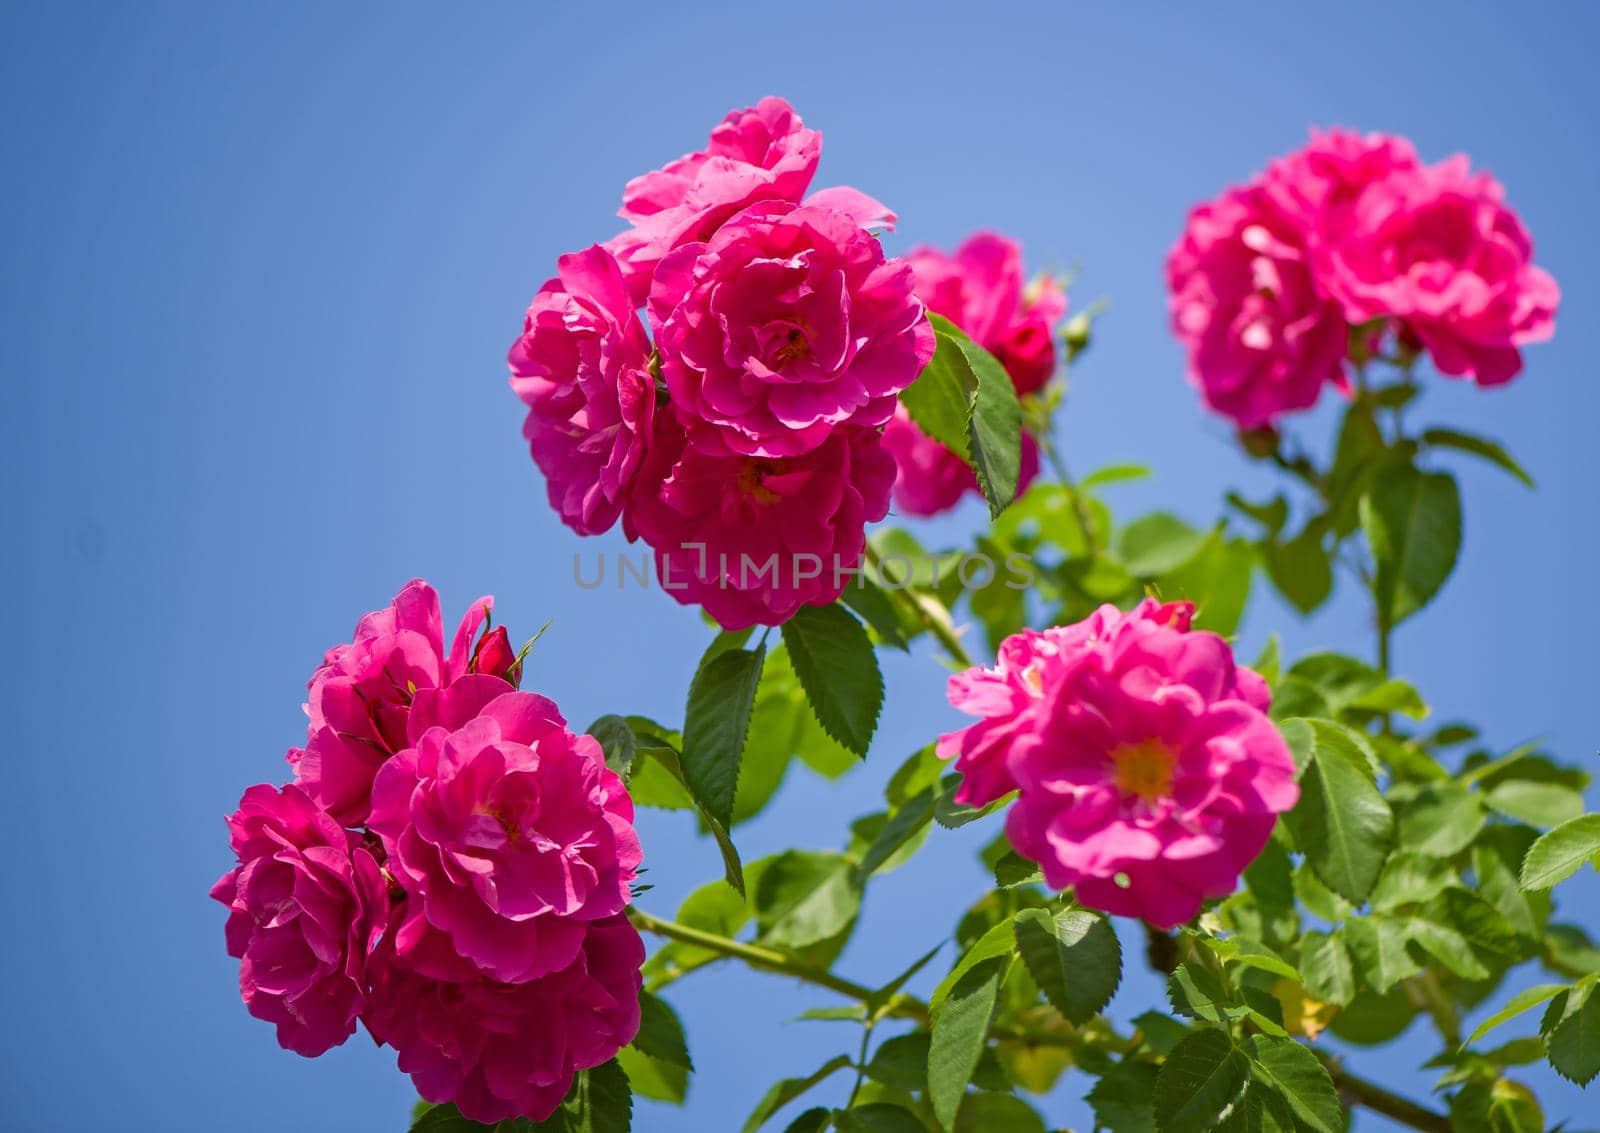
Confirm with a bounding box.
[1153,1029,1251,1133]
[929,956,1009,1130]
[1421,427,1534,488]
[1404,918,1490,980]
[1014,907,1122,1024]
[781,604,883,757]
[742,1055,854,1133]
[625,736,745,895]
[615,1045,687,1105]
[1263,524,1333,615]
[838,580,911,651]
[754,850,862,950]
[1394,781,1485,857]
[1360,465,1461,628]
[1243,1036,1343,1133]
[1370,853,1455,913]
[953,1093,1047,1133]
[1519,815,1600,891]
[1298,930,1357,1007]
[1286,724,1394,902]
[1486,780,1586,828]
[1089,1059,1160,1133]
[682,640,766,829]
[1343,917,1422,994]
[855,788,936,881]
[1541,978,1600,1086]
[1168,963,1235,1024]
[630,990,692,1070]
[933,773,1009,830]
[1466,984,1569,1046]
[931,918,1016,1017]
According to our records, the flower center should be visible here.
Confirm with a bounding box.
[773,326,810,365]
[1109,740,1175,803]
[736,459,782,505]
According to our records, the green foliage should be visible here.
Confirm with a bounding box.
[682,636,767,828]
[1283,720,1394,902]
[1014,907,1122,1024]
[1361,464,1462,629]
[782,603,884,756]
[411,1062,632,1133]
[1153,1029,1250,1133]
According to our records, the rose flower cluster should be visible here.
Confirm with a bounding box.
[940,599,1298,928]
[508,97,937,629]
[212,581,644,1124]
[1167,128,1559,428]
[883,232,1065,517]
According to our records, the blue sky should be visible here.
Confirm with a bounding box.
[2,3,1596,1130]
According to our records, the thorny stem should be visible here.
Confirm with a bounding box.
[630,910,1454,1132]
[862,543,976,668]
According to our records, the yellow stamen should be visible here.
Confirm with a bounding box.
[1110,740,1175,802]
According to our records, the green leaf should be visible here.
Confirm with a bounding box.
[781,1110,833,1133]
[587,714,638,777]
[1360,465,1462,628]
[1404,917,1490,980]
[754,850,862,950]
[1083,463,1152,488]
[630,990,692,1070]
[1168,963,1235,1024]
[1370,852,1455,913]
[742,1055,855,1133]
[929,956,1009,1130]
[781,604,883,757]
[1088,1059,1160,1133]
[1487,779,1586,828]
[933,774,1009,830]
[953,1094,1047,1133]
[854,788,937,881]
[838,579,910,651]
[835,1103,928,1133]
[1156,533,1255,636]
[1285,723,1394,902]
[1347,678,1429,719]
[1299,930,1356,1007]
[625,736,746,895]
[1343,917,1422,994]
[445,1060,631,1133]
[1466,984,1569,1046]
[1014,907,1122,1024]
[409,1105,482,1132]
[615,1045,687,1105]
[1519,814,1600,891]
[1541,977,1600,1086]
[1118,512,1209,576]
[1243,1036,1343,1133]
[931,918,1016,1017]
[1153,1029,1251,1133]
[682,640,767,828]
[1263,525,1332,615]
[1394,782,1485,857]
[903,315,1023,516]
[1420,427,1534,488]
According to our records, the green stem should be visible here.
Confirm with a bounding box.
[1039,432,1099,555]
[863,544,975,668]
[631,910,1454,1132]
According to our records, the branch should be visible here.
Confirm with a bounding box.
[630,909,1455,1133]
[862,544,975,668]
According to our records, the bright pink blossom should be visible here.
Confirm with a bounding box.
[290,581,519,826]
[1167,185,1348,428]
[907,232,1067,397]
[509,246,655,537]
[367,681,641,984]
[210,784,387,1056]
[882,405,1041,518]
[940,600,1296,928]
[605,97,820,303]
[650,200,934,458]
[1263,128,1420,244]
[1320,156,1559,385]
[628,419,896,629]
[366,913,644,1124]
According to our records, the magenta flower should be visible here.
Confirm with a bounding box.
[1321,156,1559,385]
[1262,128,1421,245]
[649,200,934,459]
[290,580,519,826]
[908,232,1067,397]
[367,681,642,984]
[628,419,896,629]
[366,913,644,1125]
[940,600,1297,928]
[509,245,656,537]
[1166,183,1348,429]
[605,96,820,303]
[882,405,1041,518]
[210,784,387,1056]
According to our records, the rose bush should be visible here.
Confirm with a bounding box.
[220,105,1596,1133]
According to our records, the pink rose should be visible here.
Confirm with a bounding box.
[290,580,520,826]
[210,784,387,1056]
[1321,156,1559,385]
[628,419,896,630]
[1166,184,1348,428]
[366,913,644,1125]
[907,232,1067,397]
[605,96,820,303]
[882,405,1041,518]
[509,246,656,537]
[367,682,642,984]
[649,200,934,458]
[940,599,1295,929]
[1263,128,1420,243]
